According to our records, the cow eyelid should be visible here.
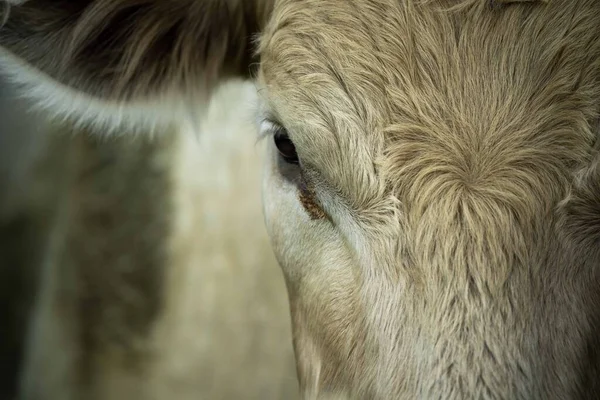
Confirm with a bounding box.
[257,116,283,139]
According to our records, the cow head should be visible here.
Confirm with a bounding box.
[2,0,600,398]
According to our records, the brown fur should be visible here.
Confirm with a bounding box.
[2,0,600,399]
[0,0,272,101]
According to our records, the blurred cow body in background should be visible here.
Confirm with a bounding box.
[0,78,299,400]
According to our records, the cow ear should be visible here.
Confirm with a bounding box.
[493,0,548,3]
[0,0,274,132]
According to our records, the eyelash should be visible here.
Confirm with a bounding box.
[257,116,281,140]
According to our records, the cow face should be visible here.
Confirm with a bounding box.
[2,0,600,398]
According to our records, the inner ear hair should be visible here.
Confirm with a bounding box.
[0,0,273,132]
[492,0,548,4]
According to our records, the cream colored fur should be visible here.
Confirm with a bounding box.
[0,48,200,134]
[1,0,600,399]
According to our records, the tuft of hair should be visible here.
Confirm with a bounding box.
[0,0,272,134]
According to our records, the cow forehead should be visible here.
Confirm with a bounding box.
[259,0,399,125]
[258,0,599,124]
[257,0,419,207]
[258,0,600,218]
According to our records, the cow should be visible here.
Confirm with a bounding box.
[0,78,299,399]
[1,0,599,398]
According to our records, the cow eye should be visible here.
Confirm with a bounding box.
[274,129,299,165]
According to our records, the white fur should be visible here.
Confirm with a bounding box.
[0,49,204,135]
